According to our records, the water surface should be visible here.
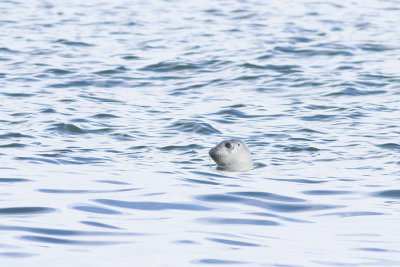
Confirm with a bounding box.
[1,0,400,266]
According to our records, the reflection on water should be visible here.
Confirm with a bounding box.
[1,0,400,266]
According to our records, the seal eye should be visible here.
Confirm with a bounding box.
[225,142,232,148]
[238,143,240,146]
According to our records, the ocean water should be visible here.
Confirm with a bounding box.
[1,0,400,266]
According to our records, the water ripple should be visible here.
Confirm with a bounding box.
[198,217,280,226]
[80,221,123,230]
[0,225,137,237]
[196,194,342,213]
[168,120,220,135]
[372,190,400,199]
[302,190,354,195]
[19,236,127,246]
[376,143,400,151]
[0,252,37,258]
[55,39,95,47]
[38,188,135,194]
[1,0,400,265]
[249,212,311,223]
[192,259,249,265]
[73,205,122,215]
[0,178,31,183]
[140,61,201,72]
[0,133,33,139]
[206,237,260,247]
[326,88,387,97]
[229,191,305,202]
[44,68,74,75]
[48,123,113,135]
[0,207,55,215]
[316,211,385,217]
[2,93,35,98]
[95,199,212,211]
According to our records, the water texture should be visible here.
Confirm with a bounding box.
[1,0,400,266]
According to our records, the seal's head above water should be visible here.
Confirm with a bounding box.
[209,139,253,172]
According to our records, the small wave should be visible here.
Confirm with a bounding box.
[38,188,134,194]
[274,144,320,152]
[72,205,122,215]
[2,93,35,98]
[55,39,94,47]
[140,61,201,72]
[234,75,264,81]
[239,63,265,69]
[376,143,400,151]
[230,191,305,202]
[0,225,138,237]
[212,108,262,119]
[302,190,353,195]
[19,235,127,246]
[160,144,203,151]
[48,123,113,136]
[121,55,140,60]
[93,66,129,75]
[168,120,220,135]
[0,178,31,183]
[0,132,33,139]
[249,212,311,223]
[15,157,58,164]
[268,178,328,184]
[192,259,249,265]
[96,180,131,185]
[357,43,397,52]
[300,114,338,122]
[182,178,221,186]
[80,221,123,230]
[289,36,313,43]
[16,155,105,165]
[189,170,230,179]
[0,47,19,53]
[40,108,56,113]
[168,82,211,96]
[326,87,386,97]
[49,123,86,134]
[196,194,341,213]
[47,80,93,88]
[0,143,27,148]
[44,68,74,75]
[356,247,398,253]
[95,199,212,211]
[0,207,55,215]
[316,211,384,217]
[372,190,400,199]
[0,252,37,258]
[198,217,280,226]
[206,237,260,247]
[80,94,124,103]
[274,45,353,56]
[91,113,119,119]
[297,128,326,134]
[264,64,302,74]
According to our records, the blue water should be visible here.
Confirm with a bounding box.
[1,0,400,266]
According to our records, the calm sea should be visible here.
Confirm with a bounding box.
[1,0,400,266]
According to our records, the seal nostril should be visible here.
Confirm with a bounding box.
[225,142,232,148]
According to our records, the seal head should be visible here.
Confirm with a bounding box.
[209,139,253,172]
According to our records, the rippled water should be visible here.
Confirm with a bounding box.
[1,0,400,266]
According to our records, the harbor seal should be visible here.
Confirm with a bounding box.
[209,139,253,172]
